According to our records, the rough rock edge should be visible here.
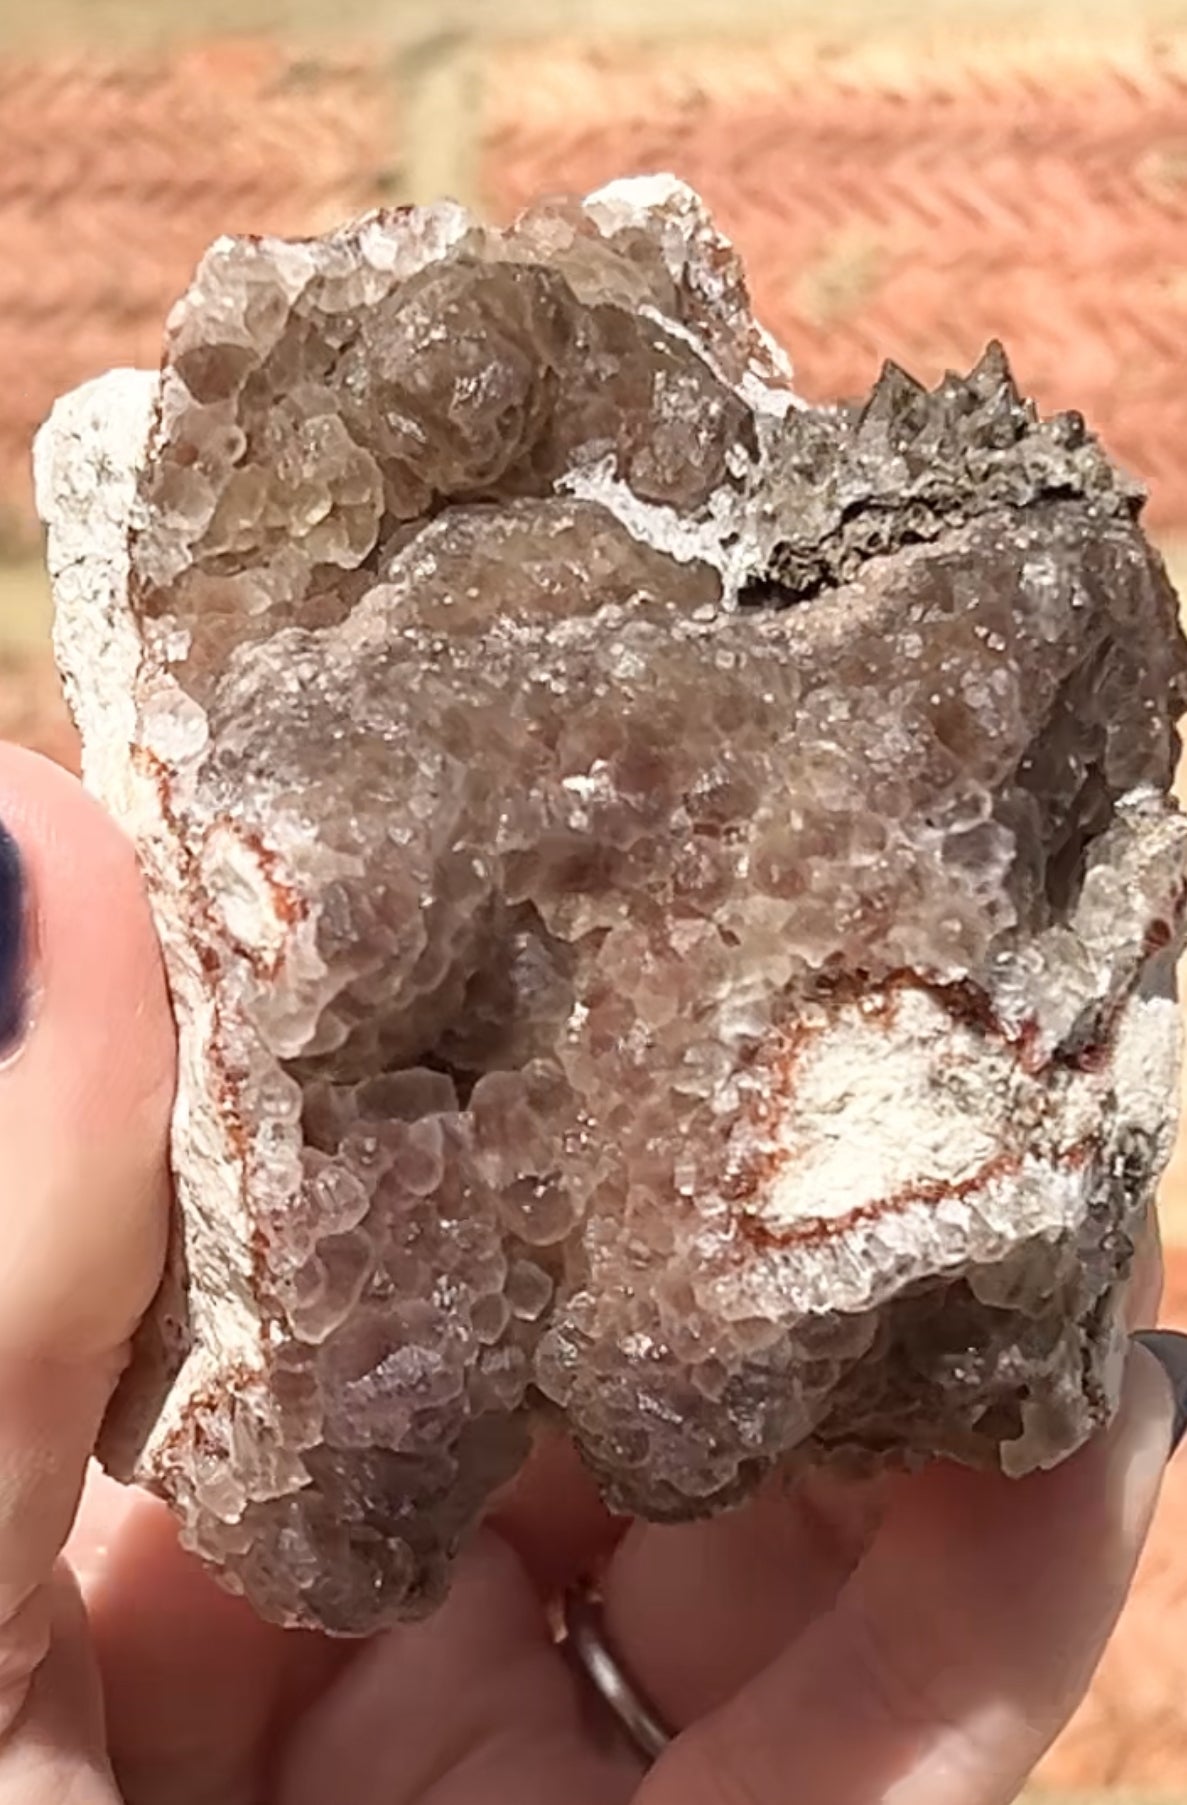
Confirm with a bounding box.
[34,370,262,1475]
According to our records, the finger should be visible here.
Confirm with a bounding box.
[0,747,171,1772]
[602,1468,887,1728]
[639,1343,1176,1805]
[0,746,171,1609]
[276,1532,642,1805]
[0,1568,116,1804]
[69,1469,350,1805]
[1128,1205,1164,1328]
[0,745,172,1357]
[488,1428,625,1598]
[67,1427,619,1804]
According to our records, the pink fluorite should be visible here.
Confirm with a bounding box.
[36,178,1187,1631]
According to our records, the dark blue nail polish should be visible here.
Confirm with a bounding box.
[1133,1330,1187,1456]
[0,823,25,1052]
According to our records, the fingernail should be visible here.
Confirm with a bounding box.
[1132,1330,1187,1457]
[0,823,26,1052]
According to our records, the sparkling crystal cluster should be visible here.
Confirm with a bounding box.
[36,178,1187,1632]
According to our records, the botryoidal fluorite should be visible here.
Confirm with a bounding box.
[35,177,1187,1632]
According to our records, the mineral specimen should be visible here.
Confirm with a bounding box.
[35,177,1187,1634]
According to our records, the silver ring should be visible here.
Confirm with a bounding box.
[561,1583,673,1765]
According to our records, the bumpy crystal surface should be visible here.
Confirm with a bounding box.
[39,179,1187,1633]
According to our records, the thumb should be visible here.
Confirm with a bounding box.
[0,745,172,1360]
[0,745,173,1795]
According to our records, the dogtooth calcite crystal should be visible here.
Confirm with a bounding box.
[34,176,1187,1633]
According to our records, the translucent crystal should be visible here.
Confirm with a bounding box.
[36,176,1187,1635]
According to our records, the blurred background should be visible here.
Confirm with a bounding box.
[1,0,1186,1796]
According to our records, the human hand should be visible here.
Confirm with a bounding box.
[0,742,1183,1805]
